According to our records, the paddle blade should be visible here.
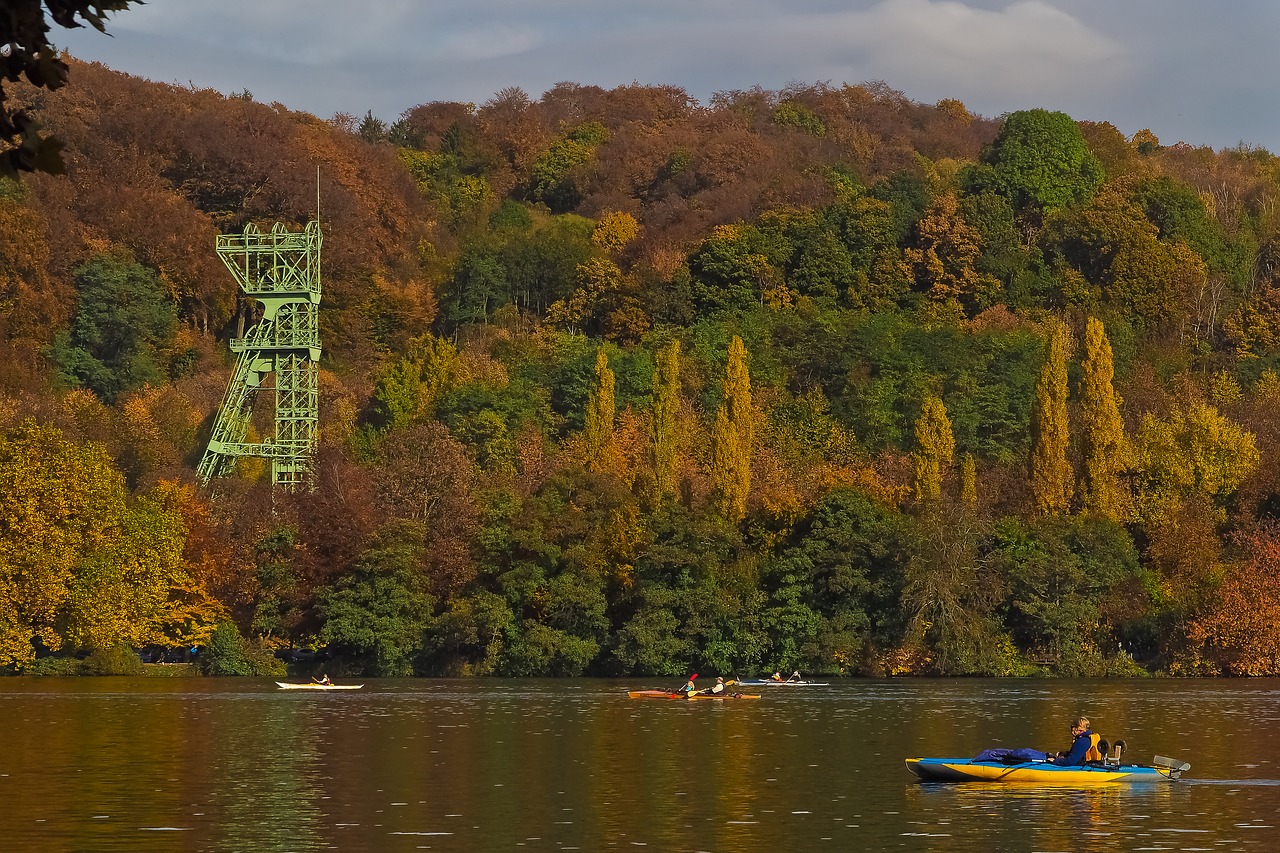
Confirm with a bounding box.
[1153,755,1191,772]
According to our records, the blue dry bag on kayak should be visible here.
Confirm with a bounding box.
[972,747,1050,763]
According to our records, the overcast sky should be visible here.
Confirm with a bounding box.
[54,0,1280,152]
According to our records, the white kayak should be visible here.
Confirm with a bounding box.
[735,679,829,686]
[275,682,364,690]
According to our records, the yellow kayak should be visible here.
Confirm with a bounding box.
[905,757,1187,783]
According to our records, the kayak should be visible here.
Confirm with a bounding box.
[275,682,364,690]
[905,756,1190,784]
[628,690,682,698]
[735,680,829,686]
[627,690,761,700]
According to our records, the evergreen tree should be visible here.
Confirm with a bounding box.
[649,340,681,496]
[913,395,955,503]
[1078,317,1126,521]
[711,336,754,521]
[48,254,179,403]
[583,347,615,472]
[1030,321,1074,516]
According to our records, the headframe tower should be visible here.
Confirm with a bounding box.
[197,220,322,491]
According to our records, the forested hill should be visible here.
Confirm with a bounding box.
[3,58,1280,678]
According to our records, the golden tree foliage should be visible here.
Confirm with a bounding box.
[912,395,954,503]
[0,193,64,344]
[902,191,995,318]
[648,340,681,497]
[1078,317,1126,521]
[591,211,640,253]
[0,422,196,667]
[711,335,754,521]
[545,258,625,334]
[370,334,459,432]
[583,347,617,473]
[1030,321,1073,516]
[1128,402,1259,523]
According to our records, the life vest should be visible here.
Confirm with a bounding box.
[1084,732,1102,762]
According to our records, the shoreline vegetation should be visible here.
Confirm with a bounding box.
[5,65,1280,679]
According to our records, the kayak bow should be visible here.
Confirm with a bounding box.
[905,756,1188,784]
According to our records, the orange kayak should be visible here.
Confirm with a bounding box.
[627,690,760,700]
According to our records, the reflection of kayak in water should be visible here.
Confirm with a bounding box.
[627,691,761,700]
[905,756,1189,784]
[275,682,364,690]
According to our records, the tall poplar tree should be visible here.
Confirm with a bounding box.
[711,335,754,521]
[649,340,681,496]
[913,395,955,503]
[1030,321,1073,515]
[583,347,615,472]
[1078,317,1126,521]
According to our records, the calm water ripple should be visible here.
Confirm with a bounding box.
[1,678,1279,851]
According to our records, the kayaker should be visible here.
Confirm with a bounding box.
[770,672,783,682]
[786,670,801,682]
[678,674,698,695]
[695,676,726,696]
[313,674,332,685]
[1050,716,1102,766]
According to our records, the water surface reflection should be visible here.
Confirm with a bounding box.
[1,678,1279,850]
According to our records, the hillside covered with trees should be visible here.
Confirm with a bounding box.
[4,58,1280,677]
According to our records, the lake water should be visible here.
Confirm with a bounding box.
[2,677,1279,851]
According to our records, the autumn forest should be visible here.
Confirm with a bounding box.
[4,58,1280,678]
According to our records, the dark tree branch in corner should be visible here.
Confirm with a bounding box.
[1,1,141,178]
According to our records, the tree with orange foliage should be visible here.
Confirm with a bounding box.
[1185,526,1280,675]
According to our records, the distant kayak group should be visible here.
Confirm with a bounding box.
[627,671,829,701]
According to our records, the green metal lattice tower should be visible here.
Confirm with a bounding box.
[197,220,322,491]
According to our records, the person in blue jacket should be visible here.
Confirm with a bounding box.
[1050,716,1103,766]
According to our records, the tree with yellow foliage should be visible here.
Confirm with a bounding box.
[903,191,996,318]
[649,340,681,497]
[583,347,616,473]
[912,395,955,503]
[1128,402,1259,523]
[1030,321,1073,516]
[592,211,640,253]
[711,336,754,521]
[1078,317,1126,521]
[0,421,195,667]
